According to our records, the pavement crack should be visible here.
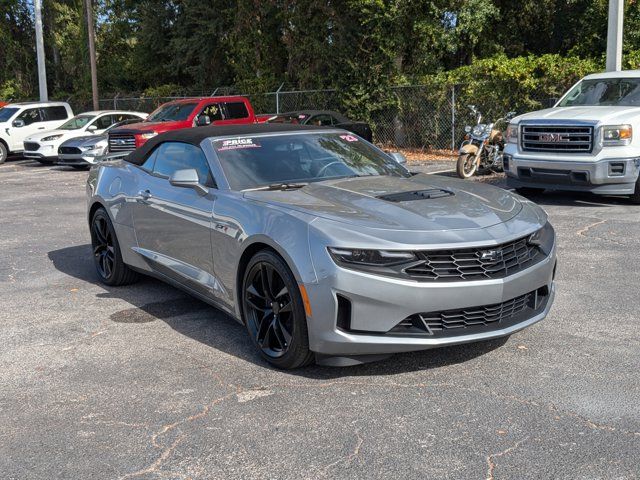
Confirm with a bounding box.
[313,431,364,478]
[119,434,187,479]
[485,436,529,480]
[577,218,607,237]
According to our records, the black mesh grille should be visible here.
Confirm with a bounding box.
[23,142,40,152]
[59,146,81,155]
[388,287,549,337]
[404,236,541,281]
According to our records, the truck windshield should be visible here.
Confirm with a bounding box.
[558,78,640,107]
[147,102,198,122]
[213,132,410,191]
[0,107,18,122]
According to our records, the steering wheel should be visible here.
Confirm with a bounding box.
[317,161,347,177]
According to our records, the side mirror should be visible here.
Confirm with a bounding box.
[87,125,98,132]
[12,119,25,128]
[543,98,558,108]
[169,168,208,195]
[389,152,407,165]
[196,115,211,127]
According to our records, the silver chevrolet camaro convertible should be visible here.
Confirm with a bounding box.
[87,124,557,368]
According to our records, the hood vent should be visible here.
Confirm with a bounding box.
[377,188,454,203]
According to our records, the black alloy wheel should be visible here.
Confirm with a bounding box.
[90,208,138,286]
[242,251,313,368]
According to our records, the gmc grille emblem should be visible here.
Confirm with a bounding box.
[539,133,570,143]
[480,249,503,262]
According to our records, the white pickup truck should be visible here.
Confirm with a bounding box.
[504,70,640,203]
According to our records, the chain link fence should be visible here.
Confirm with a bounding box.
[62,84,554,161]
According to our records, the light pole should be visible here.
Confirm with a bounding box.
[606,0,624,71]
[34,0,48,101]
[85,0,99,110]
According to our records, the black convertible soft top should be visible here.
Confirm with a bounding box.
[125,124,332,165]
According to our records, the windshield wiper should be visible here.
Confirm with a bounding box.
[245,182,308,191]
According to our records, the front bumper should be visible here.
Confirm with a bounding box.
[504,154,640,195]
[304,240,557,356]
[57,153,101,166]
[23,143,57,161]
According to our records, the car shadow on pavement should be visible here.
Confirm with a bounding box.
[48,244,508,377]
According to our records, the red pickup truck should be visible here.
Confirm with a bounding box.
[108,96,256,152]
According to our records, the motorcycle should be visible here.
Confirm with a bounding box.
[456,105,516,179]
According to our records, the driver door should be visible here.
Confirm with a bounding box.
[132,142,218,296]
[10,108,46,150]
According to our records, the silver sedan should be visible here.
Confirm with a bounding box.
[86,124,557,368]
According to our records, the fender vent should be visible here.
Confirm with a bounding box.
[377,189,454,202]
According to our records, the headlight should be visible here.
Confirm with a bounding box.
[464,126,472,133]
[472,124,487,137]
[602,125,632,146]
[42,134,63,142]
[141,132,158,139]
[328,248,416,267]
[506,123,518,143]
[528,222,555,256]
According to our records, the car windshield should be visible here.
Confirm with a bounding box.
[60,115,96,130]
[0,107,19,122]
[213,132,410,190]
[558,78,640,107]
[147,102,198,122]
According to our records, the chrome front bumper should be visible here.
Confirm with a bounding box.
[304,242,557,356]
[505,155,640,195]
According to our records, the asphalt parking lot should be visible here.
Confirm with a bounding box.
[1,158,639,479]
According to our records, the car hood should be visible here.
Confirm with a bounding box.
[25,129,83,142]
[110,120,188,135]
[243,174,523,232]
[60,134,107,148]
[515,106,640,125]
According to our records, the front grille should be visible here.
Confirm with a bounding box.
[388,287,549,337]
[521,125,593,153]
[108,134,136,152]
[59,146,81,155]
[404,236,542,282]
[24,142,40,152]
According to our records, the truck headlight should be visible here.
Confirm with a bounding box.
[141,132,158,139]
[506,123,518,144]
[602,125,632,146]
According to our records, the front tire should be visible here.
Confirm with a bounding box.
[242,250,314,369]
[456,153,478,179]
[90,208,139,286]
[0,142,7,165]
[630,177,640,204]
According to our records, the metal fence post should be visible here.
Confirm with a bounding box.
[276,83,284,114]
[113,93,119,110]
[451,85,456,151]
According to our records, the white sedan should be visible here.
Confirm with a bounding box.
[23,110,147,164]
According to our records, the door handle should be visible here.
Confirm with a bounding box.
[137,189,152,202]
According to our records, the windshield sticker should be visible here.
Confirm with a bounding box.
[215,138,261,151]
[340,134,359,142]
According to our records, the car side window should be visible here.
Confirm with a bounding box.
[140,146,160,172]
[92,115,113,130]
[17,108,43,125]
[199,103,223,122]
[152,142,213,185]
[224,102,249,119]
[309,114,333,126]
[42,106,69,121]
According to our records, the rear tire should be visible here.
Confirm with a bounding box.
[90,208,139,286]
[242,250,314,369]
[456,153,478,179]
[0,142,7,165]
